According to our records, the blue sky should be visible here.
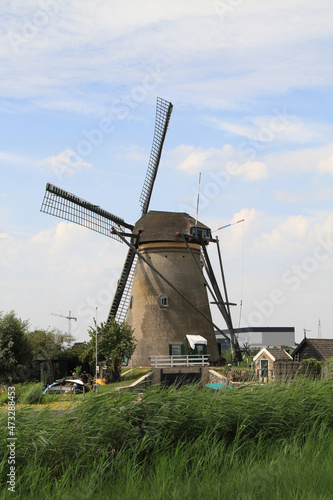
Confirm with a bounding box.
[1,0,332,344]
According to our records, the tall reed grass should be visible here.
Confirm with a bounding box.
[1,377,332,499]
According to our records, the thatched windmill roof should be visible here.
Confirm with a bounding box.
[133,211,211,244]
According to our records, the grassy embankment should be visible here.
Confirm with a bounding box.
[1,375,333,499]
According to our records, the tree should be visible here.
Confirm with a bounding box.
[26,328,74,382]
[81,318,137,381]
[0,311,30,384]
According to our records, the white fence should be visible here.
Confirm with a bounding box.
[149,355,210,367]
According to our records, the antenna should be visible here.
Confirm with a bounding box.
[212,219,244,233]
[303,328,311,339]
[318,319,322,339]
[194,172,201,236]
[51,310,77,336]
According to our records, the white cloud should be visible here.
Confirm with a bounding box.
[275,180,333,204]
[263,142,333,175]
[173,144,267,181]
[119,145,148,163]
[1,0,333,347]
[233,207,259,225]
[1,1,333,113]
[237,161,268,181]
[318,152,333,174]
[177,147,213,172]
[0,221,126,340]
[210,114,332,146]
[0,232,11,239]
[0,150,34,165]
[209,207,260,243]
[252,213,333,257]
[38,149,92,178]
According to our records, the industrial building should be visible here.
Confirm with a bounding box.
[216,327,295,352]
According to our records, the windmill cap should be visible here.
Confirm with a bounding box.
[133,211,211,244]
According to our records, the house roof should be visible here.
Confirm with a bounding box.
[267,348,293,361]
[253,347,293,362]
[233,327,295,333]
[292,338,333,360]
[133,211,211,244]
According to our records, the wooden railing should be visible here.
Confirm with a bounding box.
[149,355,210,367]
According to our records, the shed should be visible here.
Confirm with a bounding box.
[253,347,293,381]
[292,338,333,362]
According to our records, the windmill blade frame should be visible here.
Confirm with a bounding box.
[41,183,133,242]
[200,242,243,362]
[108,98,173,323]
[108,248,138,323]
[139,97,173,215]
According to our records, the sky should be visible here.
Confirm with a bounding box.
[1,0,332,345]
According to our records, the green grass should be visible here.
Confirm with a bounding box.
[120,366,152,381]
[1,377,333,499]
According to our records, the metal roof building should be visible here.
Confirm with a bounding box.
[216,327,295,350]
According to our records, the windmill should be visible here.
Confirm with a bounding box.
[41,97,242,365]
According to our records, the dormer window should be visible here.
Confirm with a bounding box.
[160,294,168,307]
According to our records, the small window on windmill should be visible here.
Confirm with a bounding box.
[129,296,134,309]
[160,294,168,308]
[190,227,209,239]
[169,344,184,356]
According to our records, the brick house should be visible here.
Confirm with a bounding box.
[253,347,294,381]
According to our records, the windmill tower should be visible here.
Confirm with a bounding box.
[41,98,242,366]
[126,211,220,366]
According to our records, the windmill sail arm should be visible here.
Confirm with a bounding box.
[139,97,173,214]
[41,183,133,241]
[178,230,221,307]
[201,244,242,362]
[108,248,137,323]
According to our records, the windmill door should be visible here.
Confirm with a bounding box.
[194,343,207,355]
[190,343,207,365]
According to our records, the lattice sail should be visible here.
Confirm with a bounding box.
[41,183,133,241]
[139,97,173,215]
[108,249,138,323]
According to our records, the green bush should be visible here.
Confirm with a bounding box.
[43,393,64,403]
[298,358,322,378]
[322,357,333,377]
[19,382,44,404]
[0,383,25,405]
[0,392,8,405]
[74,365,82,377]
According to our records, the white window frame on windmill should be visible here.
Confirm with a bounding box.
[160,293,168,308]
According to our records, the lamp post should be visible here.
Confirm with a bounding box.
[95,307,98,384]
